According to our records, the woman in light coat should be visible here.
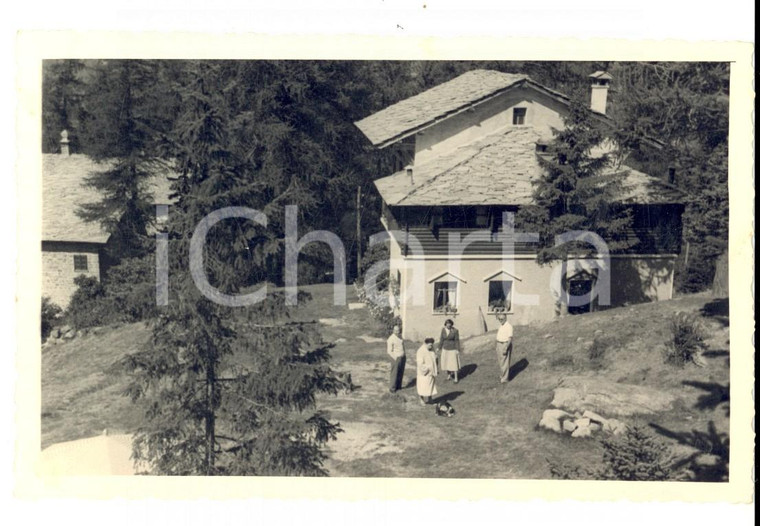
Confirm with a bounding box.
[416,338,438,405]
[437,319,461,383]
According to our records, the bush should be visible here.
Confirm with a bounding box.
[664,312,708,366]
[104,256,158,322]
[360,243,390,291]
[549,426,673,481]
[354,278,401,337]
[597,426,672,481]
[65,275,122,329]
[41,297,62,339]
[65,256,161,329]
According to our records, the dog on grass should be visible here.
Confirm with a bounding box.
[435,401,456,417]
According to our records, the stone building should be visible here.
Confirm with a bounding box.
[355,70,685,340]
[42,132,173,309]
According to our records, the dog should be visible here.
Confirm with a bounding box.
[435,401,456,417]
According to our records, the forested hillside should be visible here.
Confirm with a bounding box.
[42,60,729,290]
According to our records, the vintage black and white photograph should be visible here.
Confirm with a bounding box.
[34,57,741,483]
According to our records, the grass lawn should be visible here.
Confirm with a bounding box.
[41,285,730,479]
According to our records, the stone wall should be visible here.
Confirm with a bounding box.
[41,241,102,309]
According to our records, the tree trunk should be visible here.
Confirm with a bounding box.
[356,186,362,278]
[711,251,729,297]
[204,361,216,475]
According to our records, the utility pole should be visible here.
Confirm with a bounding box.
[356,185,362,278]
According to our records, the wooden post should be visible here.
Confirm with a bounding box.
[356,186,362,278]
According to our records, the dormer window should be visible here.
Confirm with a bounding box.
[513,107,527,125]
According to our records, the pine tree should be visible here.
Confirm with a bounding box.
[76,60,176,258]
[519,100,634,263]
[41,59,85,153]
[608,62,729,291]
[115,61,345,476]
[517,100,635,314]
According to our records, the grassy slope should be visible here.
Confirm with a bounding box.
[41,286,730,479]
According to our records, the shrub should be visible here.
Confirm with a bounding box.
[65,275,122,329]
[103,256,158,322]
[360,243,390,291]
[549,426,673,481]
[664,312,708,366]
[597,426,672,481]
[41,297,62,339]
[354,278,401,337]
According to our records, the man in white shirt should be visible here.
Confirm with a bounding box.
[495,313,514,384]
[386,324,406,393]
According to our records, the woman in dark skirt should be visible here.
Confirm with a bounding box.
[437,318,461,383]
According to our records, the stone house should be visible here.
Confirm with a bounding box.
[355,70,684,340]
[42,132,173,309]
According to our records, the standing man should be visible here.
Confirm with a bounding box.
[495,313,513,384]
[387,324,406,393]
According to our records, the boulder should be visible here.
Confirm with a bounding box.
[543,334,553,339]
[571,426,593,438]
[582,410,608,425]
[347,303,366,310]
[550,376,677,416]
[59,325,72,334]
[334,338,347,343]
[562,419,578,433]
[50,327,61,339]
[588,423,602,433]
[575,417,591,428]
[539,409,572,433]
[62,329,76,340]
[76,329,88,338]
[694,454,722,467]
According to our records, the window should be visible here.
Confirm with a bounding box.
[513,107,527,125]
[488,280,512,313]
[73,255,88,271]
[433,281,459,314]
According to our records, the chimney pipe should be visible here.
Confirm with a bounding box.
[589,71,612,115]
[60,130,70,156]
[405,164,414,185]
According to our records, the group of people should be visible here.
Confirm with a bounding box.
[386,314,514,406]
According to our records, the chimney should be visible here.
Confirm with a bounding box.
[405,164,414,185]
[60,130,70,156]
[589,71,612,114]
[667,167,677,185]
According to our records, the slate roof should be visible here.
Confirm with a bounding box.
[355,70,533,148]
[374,126,684,207]
[42,154,176,243]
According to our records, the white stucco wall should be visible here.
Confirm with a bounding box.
[397,255,676,341]
[413,87,567,166]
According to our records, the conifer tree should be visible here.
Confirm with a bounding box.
[76,60,176,258]
[41,59,85,153]
[608,62,729,291]
[115,61,345,476]
[519,100,634,263]
[517,100,635,313]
